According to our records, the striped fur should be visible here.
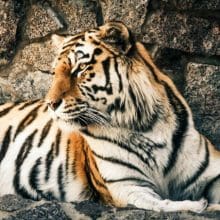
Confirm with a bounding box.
[0,21,219,212]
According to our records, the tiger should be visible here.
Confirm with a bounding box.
[0,21,219,212]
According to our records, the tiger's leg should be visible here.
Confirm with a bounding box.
[110,184,207,212]
[205,178,220,211]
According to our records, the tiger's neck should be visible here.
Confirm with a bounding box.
[81,123,168,150]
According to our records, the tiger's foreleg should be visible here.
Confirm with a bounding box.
[205,178,220,211]
[110,184,208,212]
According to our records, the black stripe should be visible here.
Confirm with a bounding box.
[107,97,126,114]
[86,154,106,188]
[62,34,84,50]
[55,129,62,156]
[203,175,220,200]
[0,126,12,164]
[168,137,210,197]
[79,144,100,201]
[29,157,42,196]
[37,119,53,147]
[16,129,38,167]
[91,58,113,95]
[114,58,123,92]
[14,104,42,141]
[13,129,38,199]
[128,84,160,132]
[45,143,55,181]
[81,85,92,93]
[18,100,40,110]
[58,164,66,201]
[180,137,209,190]
[66,140,70,174]
[83,145,108,190]
[82,129,152,169]
[93,151,149,179]
[62,43,76,50]
[75,43,84,47]
[30,158,55,200]
[43,105,48,112]
[102,58,112,95]
[163,83,189,176]
[0,104,15,117]
[128,85,142,124]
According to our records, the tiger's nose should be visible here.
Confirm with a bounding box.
[47,99,62,111]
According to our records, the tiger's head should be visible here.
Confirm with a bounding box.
[46,21,164,132]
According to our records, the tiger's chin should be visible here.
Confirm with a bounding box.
[55,118,84,133]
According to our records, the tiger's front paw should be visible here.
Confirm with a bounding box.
[190,198,208,213]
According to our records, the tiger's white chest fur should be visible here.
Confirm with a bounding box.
[82,122,220,203]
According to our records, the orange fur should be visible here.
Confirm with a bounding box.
[68,132,114,205]
[46,57,72,104]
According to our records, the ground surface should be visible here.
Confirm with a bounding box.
[0,195,220,220]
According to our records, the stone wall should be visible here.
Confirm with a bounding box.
[0,0,219,219]
[1,0,219,147]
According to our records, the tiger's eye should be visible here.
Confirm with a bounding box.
[79,63,86,70]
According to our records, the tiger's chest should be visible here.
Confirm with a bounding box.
[82,133,163,185]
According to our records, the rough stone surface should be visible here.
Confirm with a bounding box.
[24,3,64,40]
[0,196,220,220]
[0,40,55,102]
[0,0,19,66]
[152,0,220,10]
[185,63,220,147]
[6,202,70,220]
[101,0,149,34]
[0,195,33,212]
[8,70,52,102]
[0,78,16,104]
[154,48,187,94]
[74,200,111,219]
[48,0,98,34]
[11,40,56,72]
[142,11,220,55]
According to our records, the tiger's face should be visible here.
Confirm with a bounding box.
[46,21,149,131]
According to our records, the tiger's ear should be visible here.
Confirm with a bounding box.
[100,21,133,54]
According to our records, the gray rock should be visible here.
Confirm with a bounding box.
[10,40,56,72]
[154,48,187,94]
[0,196,220,220]
[0,0,19,66]
[0,194,33,212]
[152,0,220,10]
[101,0,149,34]
[9,70,52,101]
[74,200,111,219]
[142,11,220,55]
[24,3,64,40]
[99,208,146,220]
[48,0,97,34]
[184,63,220,147]
[0,77,17,103]
[6,202,70,220]
[0,40,55,102]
